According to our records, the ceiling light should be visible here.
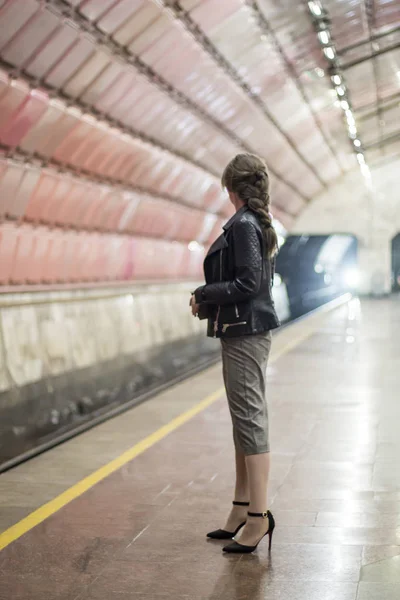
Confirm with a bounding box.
[332,74,342,85]
[345,111,356,129]
[323,46,336,61]
[357,153,365,165]
[308,1,322,16]
[318,30,330,45]
[346,113,357,128]
[336,85,345,96]
[353,139,361,147]
[360,163,371,179]
[315,67,325,78]
[340,100,350,110]
[348,124,357,137]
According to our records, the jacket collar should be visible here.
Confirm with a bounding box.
[223,205,248,231]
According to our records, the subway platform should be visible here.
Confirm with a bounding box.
[1,297,400,600]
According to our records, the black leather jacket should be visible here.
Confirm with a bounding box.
[194,206,280,338]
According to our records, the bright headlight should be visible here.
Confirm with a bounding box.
[342,267,360,288]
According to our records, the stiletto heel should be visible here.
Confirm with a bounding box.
[206,501,249,540]
[268,526,274,552]
[223,510,275,553]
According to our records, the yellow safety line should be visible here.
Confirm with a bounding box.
[0,389,222,552]
[0,296,349,551]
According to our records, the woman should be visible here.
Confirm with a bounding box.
[190,153,280,554]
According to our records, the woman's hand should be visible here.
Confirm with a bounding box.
[190,294,200,317]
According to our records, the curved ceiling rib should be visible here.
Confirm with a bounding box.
[0,69,233,220]
[0,72,232,220]
[322,0,400,167]
[175,0,354,185]
[245,0,346,177]
[42,0,312,203]
[358,92,400,121]
[338,25,400,56]
[2,149,227,225]
[162,0,329,188]
[365,130,400,152]
[40,0,241,166]
[340,42,400,69]
[0,57,234,207]
[0,0,399,289]
[0,47,223,179]
[0,153,224,245]
[0,0,306,217]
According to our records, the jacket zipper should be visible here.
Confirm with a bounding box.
[213,248,223,337]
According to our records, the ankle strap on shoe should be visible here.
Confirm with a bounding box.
[248,510,270,518]
[232,501,250,506]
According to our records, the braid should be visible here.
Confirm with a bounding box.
[222,154,278,258]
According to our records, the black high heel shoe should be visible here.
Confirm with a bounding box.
[223,510,275,553]
[206,501,249,540]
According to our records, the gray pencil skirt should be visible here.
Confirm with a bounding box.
[221,331,272,456]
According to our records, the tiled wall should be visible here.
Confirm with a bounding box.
[0,282,203,403]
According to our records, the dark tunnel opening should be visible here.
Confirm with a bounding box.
[275,234,358,319]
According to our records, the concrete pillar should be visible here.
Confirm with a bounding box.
[356,187,393,296]
[357,236,392,296]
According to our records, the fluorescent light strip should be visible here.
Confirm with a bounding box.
[318,30,330,45]
[348,125,358,137]
[308,1,323,16]
[323,47,335,60]
[307,2,370,182]
[360,163,371,179]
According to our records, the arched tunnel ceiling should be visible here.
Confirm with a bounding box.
[0,0,399,286]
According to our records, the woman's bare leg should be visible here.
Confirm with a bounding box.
[222,449,249,531]
[236,452,271,545]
